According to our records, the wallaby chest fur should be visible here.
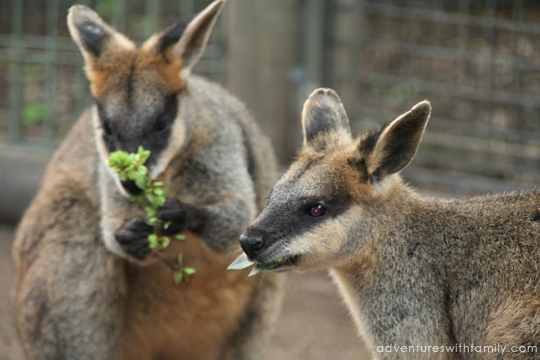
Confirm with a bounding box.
[13,2,285,359]
[331,188,540,358]
[13,75,285,360]
[240,88,540,359]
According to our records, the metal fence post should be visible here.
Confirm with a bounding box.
[44,0,59,143]
[8,0,23,143]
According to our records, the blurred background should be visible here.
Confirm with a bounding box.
[1,0,540,359]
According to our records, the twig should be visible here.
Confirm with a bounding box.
[155,250,179,270]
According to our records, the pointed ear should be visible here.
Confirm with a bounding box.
[144,0,225,79]
[67,5,135,66]
[301,88,352,151]
[366,100,431,177]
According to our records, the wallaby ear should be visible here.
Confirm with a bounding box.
[67,5,135,66]
[301,88,352,150]
[144,0,225,79]
[367,100,431,177]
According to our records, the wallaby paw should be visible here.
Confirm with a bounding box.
[157,198,188,236]
[115,219,153,259]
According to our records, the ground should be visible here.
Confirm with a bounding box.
[0,224,370,360]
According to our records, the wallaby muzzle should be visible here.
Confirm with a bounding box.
[239,227,269,260]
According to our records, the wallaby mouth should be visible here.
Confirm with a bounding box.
[268,255,301,271]
[240,228,303,270]
[255,253,302,272]
[121,179,143,195]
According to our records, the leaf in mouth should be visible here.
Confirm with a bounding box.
[227,253,255,270]
[248,258,284,277]
[227,253,284,276]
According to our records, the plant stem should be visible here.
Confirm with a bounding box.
[155,251,180,270]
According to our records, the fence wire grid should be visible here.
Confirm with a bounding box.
[326,0,540,195]
[2,0,540,195]
[0,0,225,147]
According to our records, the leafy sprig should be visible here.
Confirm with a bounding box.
[227,253,283,276]
[108,146,195,284]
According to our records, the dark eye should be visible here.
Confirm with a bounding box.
[307,204,326,218]
[155,120,169,133]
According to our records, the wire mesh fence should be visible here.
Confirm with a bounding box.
[326,0,540,195]
[2,0,540,196]
[0,0,225,147]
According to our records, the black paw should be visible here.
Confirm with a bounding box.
[157,198,188,236]
[115,219,153,259]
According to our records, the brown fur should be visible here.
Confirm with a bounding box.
[13,2,285,359]
[87,50,185,99]
[241,88,540,359]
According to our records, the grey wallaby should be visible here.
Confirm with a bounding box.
[12,1,285,359]
[239,88,540,359]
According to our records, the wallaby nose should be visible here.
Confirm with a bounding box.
[239,234,267,260]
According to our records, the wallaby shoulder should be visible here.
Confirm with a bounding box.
[175,74,277,209]
[13,109,100,270]
[37,108,99,197]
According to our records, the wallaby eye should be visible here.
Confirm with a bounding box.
[307,204,326,218]
[155,120,169,133]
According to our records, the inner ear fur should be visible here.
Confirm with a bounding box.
[366,100,431,177]
[67,5,135,65]
[301,88,352,151]
[142,0,225,78]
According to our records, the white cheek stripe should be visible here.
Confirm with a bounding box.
[150,101,187,179]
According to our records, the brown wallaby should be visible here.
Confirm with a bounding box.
[239,88,540,359]
[12,1,285,359]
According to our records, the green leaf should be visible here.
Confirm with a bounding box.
[248,258,284,277]
[138,166,148,176]
[135,179,147,190]
[183,267,196,276]
[175,234,186,241]
[227,253,255,270]
[160,236,171,250]
[153,181,164,187]
[22,102,49,126]
[127,169,137,180]
[153,188,164,195]
[155,195,166,205]
[177,254,183,265]
[174,270,183,285]
[145,207,157,218]
[148,235,159,249]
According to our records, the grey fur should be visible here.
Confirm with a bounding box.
[242,88,540,359]
[12,3,285,359]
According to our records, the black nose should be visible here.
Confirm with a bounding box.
[239,234,267,259]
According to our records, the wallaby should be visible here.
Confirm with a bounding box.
[12,1,285,359]
[239,88,540,359]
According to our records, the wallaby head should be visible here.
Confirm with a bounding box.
[67,0,224,195]
[240,88,431,271]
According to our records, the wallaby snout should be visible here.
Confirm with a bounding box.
[239,230,268,259]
